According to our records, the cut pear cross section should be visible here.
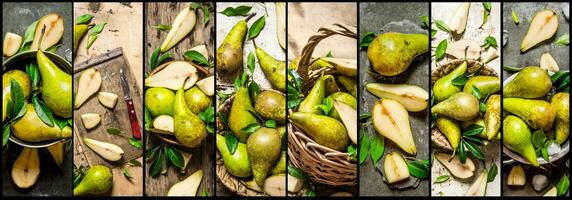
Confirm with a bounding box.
[372,99,416,155]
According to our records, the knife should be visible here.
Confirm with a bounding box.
[119,67,142,140]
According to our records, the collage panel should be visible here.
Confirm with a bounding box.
[287,2,357,197]
[72,2,143,196]
[143,2,214,197]
[430,2,501,196]
[215,2,286,196]
[501,2,570,197]
[2,2,73,196]
[359,2,430,196]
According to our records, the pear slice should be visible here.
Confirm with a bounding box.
[435,153,475,179]
[75,68,102,108]
[98,92,118,109]
[263,174,286,196]
[544,186,557,196]
[287,174,304,193]
[449,3,471,35]
[145,61,198,90]
[466,170,488,196]
[521,10,558,52]
[333,100,357,144]
[180,151,192,173]
[507,165,526,186]
[276,2,286,49]
[47,142,64,166]
[153,115,174,133]
[540,52,559,72]
[3,32,22,57]
[160,6,197,52]
[481,47,499,64]
[373,99,416,155]
[83,138,124,162]
[189,44,208,61]
[195,76,214,96]
[81,113,101,130]
[30,13,65,51]
[12,148,40,188]
[366,83,428,112]
[167,170,203,196]
[320,57,357,77]
[446,39,481,60]
[383,152,410,184]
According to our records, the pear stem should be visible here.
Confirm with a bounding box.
[245,13,256,22]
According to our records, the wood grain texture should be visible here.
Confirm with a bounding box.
[144,2,215,196]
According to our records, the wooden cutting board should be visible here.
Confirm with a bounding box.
[73,47,143,168]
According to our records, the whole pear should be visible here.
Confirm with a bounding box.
[145,87,175,117]
[484,95,501,140]
[462,76,500,99]
[216,20,247,75]
[433,61,467,102]
[338,76,357,97]
[551,93,569,144]
[254,90,285,124]
[228,86,258,142]
[3,70,32,121]
[327,92,356,120]
[12,104,72,142]
[73,24,88,54]
[174,86,207,148]
[503,115,539,167]
[367,32,429,76]
[324,76,341,95]
[289,112,348,151]
[216,134,252,177]
[37,49,72,118]
[184,86,212,114]
[73,165,113,196]
[504,66,551,98]
[503,98,556,131]
[298,75,332,114]
[431,92,479,121]
[270,151,286,175]
[255,47,286,91]
[247,127,282,187]
[436,117,461,151]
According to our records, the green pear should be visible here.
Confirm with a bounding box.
[367,32,429,76]
[436,117,461,151]
[216,134,251,177]
[145,87,175,117]
[37,48,72,118]
[228,86,258,142]
[270,151,286,175]
[503,98,556,131]
[174,86,207,148]
[255,46,286,91]
[503,66,551,98]
[73,24,88,54]
[247,127,281,187]
[327,92,356,120]
[254,90,285,124]
[462,76,500,99]
[324,76,341,95]
[288,56,333,71]
[11,104,72,142]
[503,115,539,167]
[484,95,500,140]
[184,86,212,114]
[433,61,467,102]
[431,92,479,121]
[73,165,113,196]
[216,20,247,75]
[551,93,569,144]
[289,112,348,151]
[3,70,32,121]
[298,75,332,114]
[338,76,357,97]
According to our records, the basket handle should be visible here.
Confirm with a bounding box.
[297,23,357,80]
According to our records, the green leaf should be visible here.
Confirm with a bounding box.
[471,85,481,100]
[67,118,73,127]
[156,53,172,67]
[555,34,569,46]
[451,74,468,86]
[359,32,376,49]
[325,51,333,58]
[46,44,59,53]
[532,130,546,149]
[249,81,261,101]
[463,124,485,136]
[219,6,252,17]
[149,48,160,69]
[241,123,261,134]
[183,50,209,66]
[541,140,551,162]
[128,138,142,149]
[483,2,491,11]
[482,36,498,49]
[347,144,357,160]
[202,190,209,197]
[359,132,371,165]
[128,159,142,167]
[487,164,497,182]
[19,20,38,52]
[458,142,467,163]
[145,145,161,162]
[408,160,429,179]
[479,102,486,113]
[149,148,164,177]
[265,120,276,128]
[435,39,447,60]
[287,165,309,183]
[247,16,266,40]
[165,146,184,169]
[202,6,210,26]
[318,97,334,116]
[122,167,134,182]
[89,23,107,36]
[6,100,15,121]
[32,96,54,127]
[10,80,27,120]
[190,2,200,10]
[106,128,123,136]
[551,71,567,84]
[359,114,371,123]
[233,76,241,90]
[144,108,151,131]
[153,24,171,31]
[86,35,98,49]
[3,124,10,147]
[369,134,384,165]
[305,191,316,197]
[434,175,450,184]
[225,133,238,155]
[26,63,40,89]
[556,174,569,196]
[511,10,519,25]
[247,52,255,73]
[503,65,523,72]
[434,19,450,32]
[421,15,429,28]
[464,140,485,160]
[75,14,94,25]
[198,107,215,123]
[431,29,437,38]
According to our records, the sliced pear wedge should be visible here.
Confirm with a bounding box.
[373,99,416,155]
[446,39,481,60]
[321,57,357,77]
[287,174,304,193]
[481,47,498,64]
[153,115,174,133]
[145,61,198,90]
[47,142,64,166]
[333,100,357,144]
[81,113,101,130]
[435,153,475,179]
[189,44,208,61]
[466,169,488,196]
[263,174,286,196]
[449,3,471,35]
[12,148,40,189]
[195,76,214,96]
[521,10,558,52]
[276,2,286,49]
[31,13,65,51]
[83,138,124,162]
[544,186,557,196]
[98,92,118,109]
[383,152,410,184]
[180,151,192,173]
[507,165,526,186]
[3,32,22,57]
[160,6,197,52]
[366,83,428,112]
[75,68,102,109]
[167,170,203,196]
[540,52,559,72]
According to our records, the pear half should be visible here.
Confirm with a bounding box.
[321,57,357,77]
[466,170,488,196]
[521,10,558,52]
[167,170,203,196]
[161,6,197,52]
[449,3,471,35]
[47,142,64,166]
[83,138,124,162]
[372,99,416,155]
[30,13,64,50]
[366,83,428,112]
[153,115,174,133]
[435,153,475,179]
[3,32,22,57]
[446,39,480,60]
[383,152,410,184]
[12,148,40,188]
[75,68,102,109]
[276,3,286,49]
[540,53,559,72]
[333,100,357,144]
[507,165,526,186]
[145,61,198,90]
[287,174,304,193]
[263,174,286,196]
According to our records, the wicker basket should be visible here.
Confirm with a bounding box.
[430,59,499,151]
[288,24,358,186]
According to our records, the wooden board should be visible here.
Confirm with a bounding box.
[72,48,143,196]
[144,2,215,196]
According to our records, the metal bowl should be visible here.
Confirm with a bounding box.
[3,50,72,148]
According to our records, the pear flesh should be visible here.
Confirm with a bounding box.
[275,2,286,49]
[435,153,475,179]
[540,53,559,72]
[12,104,72,142]
[195,76,214,96]
[73,165,113,196]
[372,99,416,155]
[263,174,286,196]
[153,115,174,133]
[167,170,203,196]
[449,3,471,35]
[507,165,526,186]
[287,174,304,193]
[521,10,558,52]
[503,115,539,167]
[465,170,488,196]
[81,113,101,130]
[75,68,101,109]
[333,100,357,144]
[366,83,428,112]
[31,13,64,50]
[12,148,40,189]
[47,142,64,166]
[3,32,22,57]
[83,138,124,162]
[145,61,198,90]
[383,152,410,184]
[97,92,118,109]
[446,39,480,60]
[160,6,196,52]
[321,57,357,77]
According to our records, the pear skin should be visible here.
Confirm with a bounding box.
[436,117,461,150]
[484,95,501,140]
[73,24,88,54]
[37,49,72,118]
[431,92,479,122]
[462,76,500,99]
[145,87,175,117]
[228,86,258,142]
[184,86,212,114]
[216,134,252,177]
[11,104,72,142]
[298,75,332,114]
[73,165,113,196]
[503,115,539,167]
[504,66,551,98]
[433,61,467,102]
[290,112,348,151]
[327,92,356,120]
[3,70,32,121]
[338,76,357,97]
[247,127,281,187]
[174,86,207,148]
[551,93,569,144]
[270,151,286,175]
[367,32,429,76]
[254,90,286,124]
[503,98,556,131]
[216,20,247,75]
[255,47,286,91]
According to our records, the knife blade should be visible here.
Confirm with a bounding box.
[119,67,142,140]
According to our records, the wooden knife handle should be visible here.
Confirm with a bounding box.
[125,99,141,140]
